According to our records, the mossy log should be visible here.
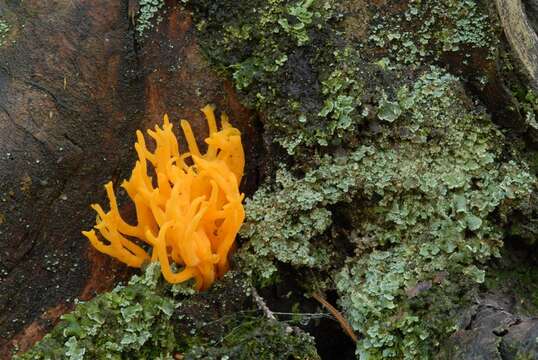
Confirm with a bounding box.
[1,0,538,359]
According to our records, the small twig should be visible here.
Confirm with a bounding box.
[312,292,358,343]
[271,311,334,320]
[251,286,277,321]
[251,286,294,334]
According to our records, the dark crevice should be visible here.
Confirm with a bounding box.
[128,0,142,57]
[22,80,76,113]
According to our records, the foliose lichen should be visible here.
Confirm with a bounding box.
[0,19,10,47]
[349,68,538,354]
[188,0,375,154]
[238,143,374,282]
[16,263,320,359]
[15,263,177,359]
[239,67,535,358]
[136,0,164,37]
[183,0,537,357]
[368,0,498,66]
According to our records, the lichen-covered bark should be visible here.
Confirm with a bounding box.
[4,0,538,359]
[185,0,538,358]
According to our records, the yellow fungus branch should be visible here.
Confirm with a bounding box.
[83,105,245,290]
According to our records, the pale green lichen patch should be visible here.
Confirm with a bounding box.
[16,263,320,359]
[239,67,535,358]
[368,0,498,66]
[0,19,10,47]
[135,0,164,37]
[239,147,370,280]
[336,246,473,360]
[334,69,534,358]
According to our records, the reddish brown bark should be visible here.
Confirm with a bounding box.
[0,0,256,357]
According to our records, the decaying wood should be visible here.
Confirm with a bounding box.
[2,0,538,358]
[495,0,538,89]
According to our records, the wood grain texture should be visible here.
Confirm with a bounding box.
[495,0,538,89]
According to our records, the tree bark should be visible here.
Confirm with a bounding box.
[495,0,538,90]
[0,0,256,357]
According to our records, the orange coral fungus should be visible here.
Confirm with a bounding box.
[82,105,245,290]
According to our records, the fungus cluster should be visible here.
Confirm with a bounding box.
[82,105,245,290]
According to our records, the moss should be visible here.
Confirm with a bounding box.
[16,263,319,360]
[183,317,320,360]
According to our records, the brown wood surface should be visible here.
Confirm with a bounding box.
[0,0,257,357]
[495,0,538,90]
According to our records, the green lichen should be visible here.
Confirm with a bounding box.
[185,0,537,357]
[334,69,533,358]
[239,151,361,281]
[16,264,319,360]
[336,246,474,360]
[368,0,498,66]
[0,19,10,47]
[16,264,177,359]
[136,0,164,37]
[239,67,535,358]
[188,0,374,153]
[180,1,535,358]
